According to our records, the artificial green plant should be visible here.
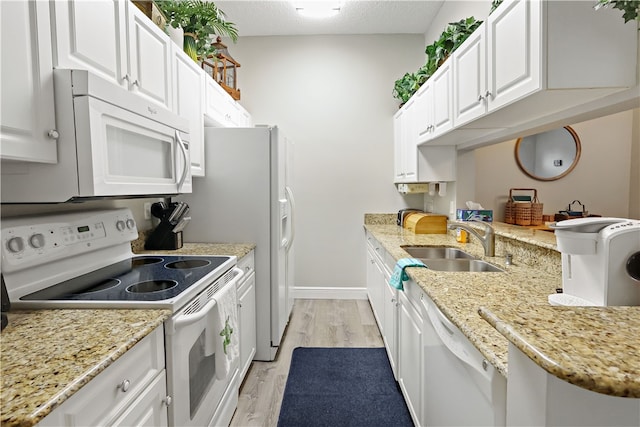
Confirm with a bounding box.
[157,0,239,61]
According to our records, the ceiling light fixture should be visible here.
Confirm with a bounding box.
[293,1,344,19]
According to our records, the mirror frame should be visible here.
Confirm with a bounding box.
[514,126,581,181]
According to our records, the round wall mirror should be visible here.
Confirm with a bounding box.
[514,126,581,181]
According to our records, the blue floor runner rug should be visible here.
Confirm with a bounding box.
[277,347,413,427]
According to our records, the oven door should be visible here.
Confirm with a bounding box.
[165,268,243,427]
[73,95,191,198]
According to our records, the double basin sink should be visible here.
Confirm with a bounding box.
[401,246,504,273]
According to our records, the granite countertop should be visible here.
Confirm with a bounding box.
[364,216,640,397]
[132,235,255,259]
[0,309,170,427]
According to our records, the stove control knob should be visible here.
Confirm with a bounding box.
[116,220,126,232]
[29,233,45,249]
[126,218,136,230]
[6,236,24,253]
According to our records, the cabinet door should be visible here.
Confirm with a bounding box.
[487,0,541,112]
[414,80,434,143]
[366,247,385,329]
[393,108,405,182]
[204,77,234,126]
[110,371,168,427]
[431,61,454,138]
[238,271,256,381]
[173,47,205,176]
[401,99,417,182]
[0,1,57,163]
[127,2,172,110]
[383,278,398,378]
[453,23,487,127]
[51,0,127,88]
[398,289,424,426]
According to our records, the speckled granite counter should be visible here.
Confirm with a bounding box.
[364,218,640,397]
[478,304,640,398]
[1,309,170,427]
[135,242,255,258]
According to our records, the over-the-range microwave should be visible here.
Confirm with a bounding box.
[1,69,191,203]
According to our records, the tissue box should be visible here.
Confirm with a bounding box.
[456,209,493,222]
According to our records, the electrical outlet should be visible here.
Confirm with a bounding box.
[144,202,152,220]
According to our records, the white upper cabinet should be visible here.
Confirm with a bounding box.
[426,0,637,149]
[51,0,127,87]
[393,100,417,183]
[453,23,487,127]
[430,60,454,138]
[0,1,58,163]
[204,77,252,128]
[126,2,173,110]
[173,47,205,176]
[486,0,541,113]
[51,0,172,111]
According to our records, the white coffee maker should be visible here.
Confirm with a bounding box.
[549,217,640,306]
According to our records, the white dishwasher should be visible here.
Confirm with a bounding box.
[421,293,506,426]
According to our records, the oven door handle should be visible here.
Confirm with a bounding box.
[167,267,245,333]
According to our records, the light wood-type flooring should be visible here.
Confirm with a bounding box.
[230,298,384,426]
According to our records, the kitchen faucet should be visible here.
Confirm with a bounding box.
[449,220,495,257]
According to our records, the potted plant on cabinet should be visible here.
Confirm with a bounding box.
[393,16,482,104]
[156,0,239,61]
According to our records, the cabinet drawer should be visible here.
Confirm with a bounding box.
[40,326,165,426]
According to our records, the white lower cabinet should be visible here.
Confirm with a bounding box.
[397,284,424,426]
[38,326,167,426]
[237,250,256,382]
[382,276,398,378]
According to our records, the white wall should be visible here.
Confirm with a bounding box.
[227,34,425,290]
[472,109,638,220]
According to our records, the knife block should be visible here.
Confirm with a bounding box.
[144,222,183,250]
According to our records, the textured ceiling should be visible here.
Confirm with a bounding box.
[214,1,445,36]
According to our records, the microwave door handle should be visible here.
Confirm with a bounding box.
[176,130,189,192]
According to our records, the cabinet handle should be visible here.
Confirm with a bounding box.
[122,74,130,82]
[117,379,131,392]
[47,129,59,139]
[164,395,173,407]
[482,359,489,371]
[132,79,140,87]
[477,94,485,102]
[485,90,492,99]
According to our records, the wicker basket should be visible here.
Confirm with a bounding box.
[505,188,543,226]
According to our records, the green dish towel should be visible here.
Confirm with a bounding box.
[390,258,427,290]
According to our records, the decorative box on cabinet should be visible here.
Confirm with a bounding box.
[38,326,167,427]
[0,1,58,163]
[51,0,173,111]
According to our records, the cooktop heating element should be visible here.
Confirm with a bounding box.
[21,255,231,303]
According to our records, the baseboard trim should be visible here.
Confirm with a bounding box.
[293,286,367,300]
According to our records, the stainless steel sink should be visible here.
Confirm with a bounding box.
[402,246,475,260]
[421,259,504,273]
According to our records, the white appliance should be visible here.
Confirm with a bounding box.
[421,293,507,426]
[180,126,295,361]
[549,217,640,306]
[1,69,191,203]
[1,209,242,427]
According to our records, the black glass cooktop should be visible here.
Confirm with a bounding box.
[22,255,232,302]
